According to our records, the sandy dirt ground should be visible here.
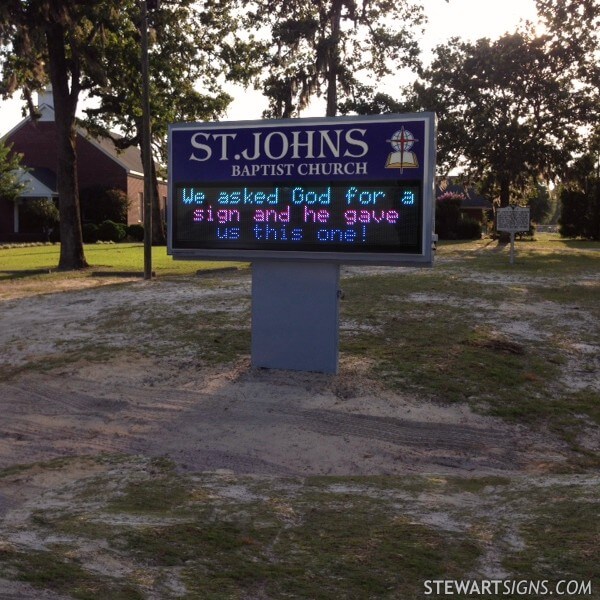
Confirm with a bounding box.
[0,269,582,478]
[0,265,597,599]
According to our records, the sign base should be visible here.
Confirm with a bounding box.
[251,261,340,374]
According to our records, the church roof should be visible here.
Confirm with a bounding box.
[436,178,493,210]
[16,167,58,197]
[2,103,145,176]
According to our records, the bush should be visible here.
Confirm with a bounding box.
[559,183,600,240]
[82,223,99,243]
[97,220,126,242]
[436,192,464,240]
[126,223,144,242]
[456,217,482,240]
[19,198,59,241]
[80,186,129,225]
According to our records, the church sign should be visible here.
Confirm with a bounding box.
[168,113,436,266]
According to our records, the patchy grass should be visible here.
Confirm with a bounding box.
[1,456,598,599]
[0,548,145,600]
[93,297,252,365]
[1,236,597,443]
[338,236,599,452]
[1,237,598,596]
[504,492,600,584]
[341,275,560,410]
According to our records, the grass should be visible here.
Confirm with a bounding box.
[340,274,575,428]
[0,242,245,280]
[503,492,600,583]
[1,456,598,599]
[0,549,144,600]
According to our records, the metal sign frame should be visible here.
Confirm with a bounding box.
[167,113,437,266]
[496,206,531,233]
[496,206,531,265]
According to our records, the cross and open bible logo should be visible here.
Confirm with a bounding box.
[385,126,419,173]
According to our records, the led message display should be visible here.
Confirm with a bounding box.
[168,114,436,264]
[173,182,421,253]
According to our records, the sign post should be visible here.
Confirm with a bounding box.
[496,206,530,265]
[168,113,437,372]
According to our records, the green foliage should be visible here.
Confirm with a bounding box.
[80,186,129,225]
[82,223,99,244]
[436,191,481,240]
[19,198,60,240]
[559,182,600,240]
[559,125,600,239]
[436,192,463,239]
[0,1,133,269]
[413,29,591,206]
[247,0,426,117]
[535,0,599,97]
[339,89,413,116]
[456,216,482,240]
[0,139,25,202]
[82,0,243,246]
[97,220,126,243]
[126,223,144,242]
[82,0,241,154]
[526,182,552,224]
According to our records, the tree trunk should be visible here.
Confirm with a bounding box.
[151,160,166,245]
[46,23,87,270]
[326,0,343,117]
[499,175,510,208]
[138,147,166,246]
[497,175,511,242]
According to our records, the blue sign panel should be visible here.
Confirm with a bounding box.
[168,113,436,265]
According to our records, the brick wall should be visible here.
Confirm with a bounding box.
[7,121,128,193]
[127,176,169,226]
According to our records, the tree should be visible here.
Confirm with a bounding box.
[412,30,584,209]
[559,184,600,240]
[558,130,600,240]
[535,0,599,95]
[20,197,59,240]
[435,191,463,240]
[0,139,25,202]
[246,0,426,118]
[80,186,129,225]
[338,85,410,116]
[0,1,123,269]
[536,0,599,238]
[83,0,250,245]
[525,182,552,224]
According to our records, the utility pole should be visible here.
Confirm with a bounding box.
[140,0,158,279]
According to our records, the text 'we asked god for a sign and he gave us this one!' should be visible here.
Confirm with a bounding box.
[175,182,421,251]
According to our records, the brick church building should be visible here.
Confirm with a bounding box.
[1,88,166,241]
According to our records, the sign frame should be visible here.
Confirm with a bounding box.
[167,113,437,266]
[496,205,531,265]
[496,206,531,233]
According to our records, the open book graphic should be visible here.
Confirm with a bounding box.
[385,150,419,169]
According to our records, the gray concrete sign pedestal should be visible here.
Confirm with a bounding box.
[251,261,340,374]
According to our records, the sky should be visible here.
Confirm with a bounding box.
[0,0,537,136]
